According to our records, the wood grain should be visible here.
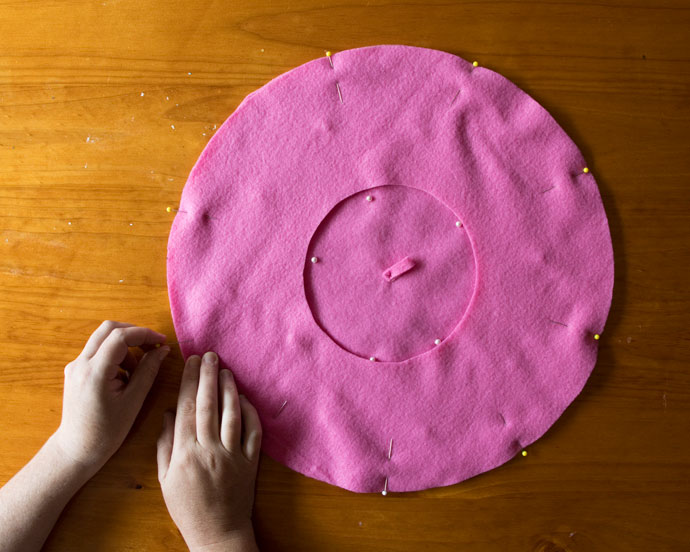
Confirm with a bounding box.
[1,1,689,550]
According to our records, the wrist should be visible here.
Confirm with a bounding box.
[46,432,103,481]
[188,525,258,552]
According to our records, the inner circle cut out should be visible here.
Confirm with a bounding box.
[304,185,476,362]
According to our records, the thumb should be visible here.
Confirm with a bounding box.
[157,410,175,482]
[125,346,170,404]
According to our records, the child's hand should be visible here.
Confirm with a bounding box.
[157,352,261,552]
[53,321,169,473]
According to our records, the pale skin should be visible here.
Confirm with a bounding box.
[0,321,262,552]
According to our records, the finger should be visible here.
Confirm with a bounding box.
[174,355,202,446]
[93,326,167,373]
[81,321,133,358]
[125,346,170,404]
[156,411,175,482]
[239,395,262,463]
[196,352,220,448]
[219,369,241,452]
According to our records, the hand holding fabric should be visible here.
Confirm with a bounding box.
[157,352,261,552]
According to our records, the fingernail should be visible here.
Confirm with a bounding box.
[159,346,171,356]
[239,394,245,401]
[204,351,218,365]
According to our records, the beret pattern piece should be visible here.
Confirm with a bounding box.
[167,45,614,493]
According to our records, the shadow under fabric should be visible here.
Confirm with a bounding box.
[166,45,614,493]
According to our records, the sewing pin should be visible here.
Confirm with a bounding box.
[275,400,288,418]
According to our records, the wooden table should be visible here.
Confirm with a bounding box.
[1,1,688,550]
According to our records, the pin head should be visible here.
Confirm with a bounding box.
[455,221,463,228]
[366,195,373,202]
[521,450,528,457]
[381,490,387,496]
[326,51,332,57]
[472,61,479,67]
[311,256,319,264]
[583,167,590,173]
[434,338,441,346]
[594,333,601,340]
[369,356,376,362]
[166,206,174,213]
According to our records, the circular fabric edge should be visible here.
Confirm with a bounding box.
[166,44,615,493]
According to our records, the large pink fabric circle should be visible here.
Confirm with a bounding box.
[167,45,614,493]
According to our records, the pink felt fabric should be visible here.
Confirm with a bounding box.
[167,45,614,493]
[305,184,475,361]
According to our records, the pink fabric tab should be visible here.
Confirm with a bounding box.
[383,256,416,282]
